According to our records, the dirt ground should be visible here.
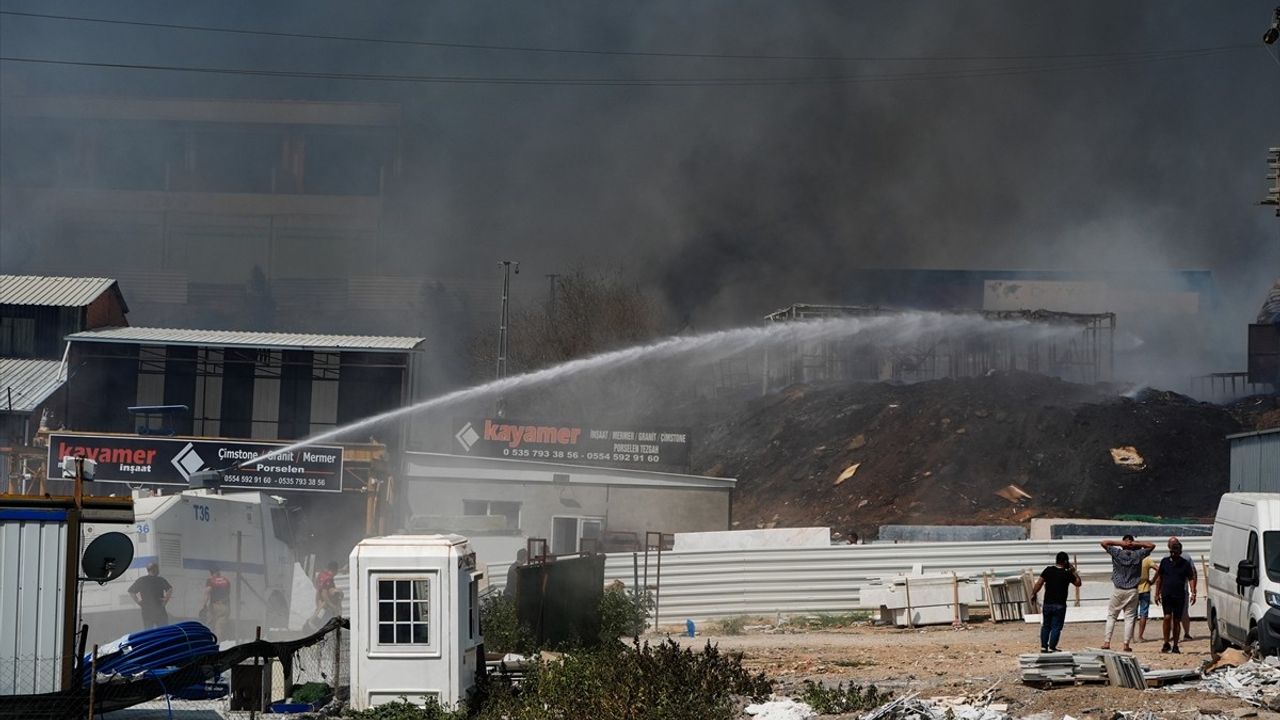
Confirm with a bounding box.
[667,619,1275,718]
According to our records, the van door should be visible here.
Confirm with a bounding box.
[1238,530,1262,640]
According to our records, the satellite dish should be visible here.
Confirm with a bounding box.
[81,532,134,583]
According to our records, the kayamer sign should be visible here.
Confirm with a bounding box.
[452,418,691,470]
[48,433,344,493]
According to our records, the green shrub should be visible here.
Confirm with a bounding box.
[291,681,330,704]
[343,697,465,720]
[475,639,772,720]
[480,593,535,655]
[715,616,748,635]
[787,612,871,629]
[798,680,892,714]
[597,585,652,645]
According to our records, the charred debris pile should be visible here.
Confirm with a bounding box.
[690,371,1253,535]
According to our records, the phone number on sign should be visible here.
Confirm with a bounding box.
[223,474,330,488]
[500,448,662,463]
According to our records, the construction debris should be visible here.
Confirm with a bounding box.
[1172,660,1280,708]
[1110,446,1146,470]
[835,463,860,486]
[744,697,816,720]
[1018,650,1183,689]
[859,692,1011,720]
[995,484,1032,503]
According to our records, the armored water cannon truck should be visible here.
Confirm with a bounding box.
[80,488,298,646]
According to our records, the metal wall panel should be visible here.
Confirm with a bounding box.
[0,511,67,694]
[594,537,1213,623]
[1230,433,1280,493]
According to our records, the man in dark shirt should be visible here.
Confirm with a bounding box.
[127,563,172,629]
[1155,540,1198,654]
[1031,551,1082,652]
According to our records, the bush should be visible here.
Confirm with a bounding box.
[343,697,465,720]
[291,681,330,705]
[480,593,535,655]
[475,639,772,720]
[787,612,871,630]
[714,616,748,635]
[597,585,652,645]
[798,680,892,714]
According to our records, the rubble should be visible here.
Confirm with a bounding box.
[1170,660,1280,708]
[859,692,1011,720]
[695,372,1241,530]
[744,697,816,720]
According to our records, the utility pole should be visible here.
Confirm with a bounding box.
[496,260,520,380]
[546,273,561,317]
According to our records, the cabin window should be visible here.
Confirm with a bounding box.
[376,577,431,645]
[462,500,521,531]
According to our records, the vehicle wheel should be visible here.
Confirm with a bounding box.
[1210,612,1229,654]
[1248,625,1261,659]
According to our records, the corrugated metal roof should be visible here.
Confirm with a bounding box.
[0,275,121,307]
[66,326,425,352]
[0,358,66,413]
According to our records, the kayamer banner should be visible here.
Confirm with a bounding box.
[47,433,344,493]
[451,418,691,471]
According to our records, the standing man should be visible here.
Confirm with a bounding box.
[1167,536,1198,640]
[1155,539,1198,654]
[203,566,233,640]
[1100,535,1155,652]
[1031,551,1082,652]
[1137,553,1157,642]
[314,561,339,613]
[127,563,172,629]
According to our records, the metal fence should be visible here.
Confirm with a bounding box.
[597,537,1212,623]
[0,624,349,719]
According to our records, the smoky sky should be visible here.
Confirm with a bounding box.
[1,2,1278,360]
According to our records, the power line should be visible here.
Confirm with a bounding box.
[0,47,1249,88]
[0,9,1255,64]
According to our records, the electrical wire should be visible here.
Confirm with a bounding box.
[0,46,1249,88]
[0,9,1255,64]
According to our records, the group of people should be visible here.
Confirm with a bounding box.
[126,563,232,637]
[1031,534,1198,654]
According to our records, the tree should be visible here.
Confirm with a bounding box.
[471,267,667,378]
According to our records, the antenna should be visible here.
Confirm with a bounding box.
[80,532,134,584]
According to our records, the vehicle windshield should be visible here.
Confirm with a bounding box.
[1264,531,1280,583]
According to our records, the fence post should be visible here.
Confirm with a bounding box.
[904,577,915,629]
[86,644,98,720]
[1073,555,1081,608]
[333,625,342,695]
[951,572,962,627]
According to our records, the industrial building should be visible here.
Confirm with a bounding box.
[1,275,130,481]
[0,92,497,343]
[1229,427,1280,493]
[402,452,735,571]
[741,304,1116,395]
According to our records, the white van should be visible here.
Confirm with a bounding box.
[1207,493,1280,655]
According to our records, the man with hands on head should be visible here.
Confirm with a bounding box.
[1100,534,1156,652]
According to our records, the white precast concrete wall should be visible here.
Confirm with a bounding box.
[0,509,68,694]
[597,537,1212,623]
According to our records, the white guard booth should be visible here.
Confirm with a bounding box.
[349,534,484,710]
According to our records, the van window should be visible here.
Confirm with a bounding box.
[1265,532,1280,583]
[1250,531,1260,566]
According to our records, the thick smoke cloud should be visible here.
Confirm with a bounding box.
[1,1,1277,379]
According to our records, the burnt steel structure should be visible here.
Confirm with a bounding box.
[755,304,1116,392]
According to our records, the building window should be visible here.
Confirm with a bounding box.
[462,500,521,531]
[377,578,430,645]
[551,516,604,555]
[0,317,35,356]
